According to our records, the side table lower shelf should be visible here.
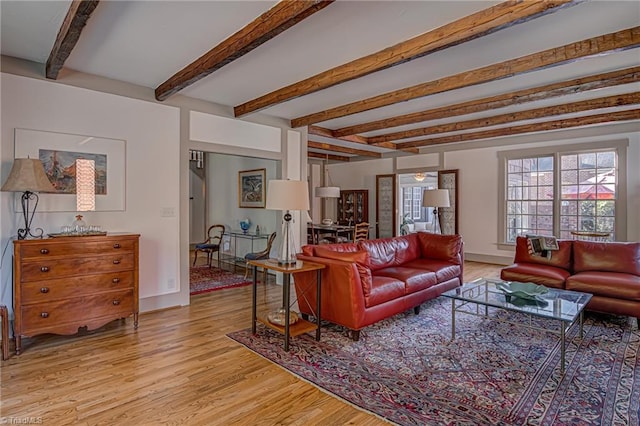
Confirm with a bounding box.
[257,317,318,337]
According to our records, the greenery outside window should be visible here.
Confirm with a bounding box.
[498,141,627,248]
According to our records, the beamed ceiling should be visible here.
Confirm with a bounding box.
[1,1,638,161]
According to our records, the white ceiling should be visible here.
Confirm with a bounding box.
[1,0,639,158]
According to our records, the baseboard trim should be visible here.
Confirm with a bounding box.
[465,253,512,266]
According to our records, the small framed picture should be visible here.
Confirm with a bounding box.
[238,168,266,208]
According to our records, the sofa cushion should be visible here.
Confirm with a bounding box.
[358,235,420,271]
[314,247,373,297]
[403,258,462,283]
[301,242,359,257]
[500,263,569,289]
[417,232,463,264]
[512,236,572,271]
[366,276,406,307]
[573,241,640,275]
[567,272,640,301]
[373,266,437,294]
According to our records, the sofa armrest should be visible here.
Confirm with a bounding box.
[295,254,367,326]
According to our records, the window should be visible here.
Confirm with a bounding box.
[403,186,424,220]
[499,141,627,246]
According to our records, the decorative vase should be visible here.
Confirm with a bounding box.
[72,215,86,234]
[239,218,251,234]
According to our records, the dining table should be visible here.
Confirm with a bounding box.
[307,223,355,244]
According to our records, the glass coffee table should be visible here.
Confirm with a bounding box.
[441,278,592,374]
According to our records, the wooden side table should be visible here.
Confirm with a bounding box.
[248,259,325,351]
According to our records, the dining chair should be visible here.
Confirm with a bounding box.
[354,222,370,242]
[244,232,277,281]
[193,224,226,268]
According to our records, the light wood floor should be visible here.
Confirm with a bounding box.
[0,261,502,425]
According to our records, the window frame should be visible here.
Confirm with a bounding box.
[497,140,628,250]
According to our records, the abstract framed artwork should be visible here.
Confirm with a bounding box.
[14,128,126,212]
[238,168,266,208]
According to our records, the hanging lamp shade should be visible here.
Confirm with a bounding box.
[315,186,340,198]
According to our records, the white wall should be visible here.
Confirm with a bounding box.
[1,73,181,312]
[329,127,640,262]
[207,153,279,236]
[329,158,394,239]
[0,67,306,318]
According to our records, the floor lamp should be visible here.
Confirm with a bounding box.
[1,158,55,239]
[266,179,310,265]
[422,189,450,234]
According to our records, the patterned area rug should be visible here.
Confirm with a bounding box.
[190,266,252,295]
[228,298,639,425]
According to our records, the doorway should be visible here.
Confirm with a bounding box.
[189,150,206,246]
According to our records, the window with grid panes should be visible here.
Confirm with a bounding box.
[559,151,616,239]
[500,144,622,245]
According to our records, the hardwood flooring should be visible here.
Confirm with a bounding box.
[0,261,502,425]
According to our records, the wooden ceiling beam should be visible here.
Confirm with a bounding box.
[291,26,640,128]
[46,0,100,79]
[370,92,640,144]
[234,0,579,117]
[395,109,640,149]
[155,0,334,101]
[308,151,350,162]
[309,125,369,144]
[334,66,640,137]
[308,125,419,154]
[308,140,382,158]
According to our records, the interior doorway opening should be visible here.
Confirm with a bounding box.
[398,172,438,234]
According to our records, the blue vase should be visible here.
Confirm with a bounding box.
[240,219,251,234]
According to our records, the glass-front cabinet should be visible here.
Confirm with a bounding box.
[338,190,368,224]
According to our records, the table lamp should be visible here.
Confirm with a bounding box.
[1,158,56,239]
[266,179,310,265]
[422,189,450,234]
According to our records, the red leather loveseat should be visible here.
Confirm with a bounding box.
[294,232,464,340]
[501,236,640,322]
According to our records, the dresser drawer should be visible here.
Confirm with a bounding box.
[20,253,135,282]
[21,272,135,303]
[21,290,134,332]
[19,238,136,259]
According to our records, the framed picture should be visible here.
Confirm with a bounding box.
[14,128,126,212]
[238,168,266,208]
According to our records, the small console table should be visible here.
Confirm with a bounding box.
[248,259,325,351]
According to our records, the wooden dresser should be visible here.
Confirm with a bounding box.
[13,233,140,355]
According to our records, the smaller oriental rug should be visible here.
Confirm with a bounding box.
[228,298,639,425]
[190,266,252,295]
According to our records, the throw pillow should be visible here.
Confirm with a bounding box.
[314,247,373,296]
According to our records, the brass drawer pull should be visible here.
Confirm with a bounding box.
[40,312,49,318]
[40,287,49,294]
[113,243,121,249]
[113,259,121,265]
[40,249,49,254]
[112,278,120,283]
[40,266,49,273]
[112,300,120,306]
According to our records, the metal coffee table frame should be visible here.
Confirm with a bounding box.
[442,278,592,374]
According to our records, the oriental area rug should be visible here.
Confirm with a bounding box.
[228,298,639,425]
[190,266,252,295]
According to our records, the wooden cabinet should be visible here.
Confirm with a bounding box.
[337,190,368,224]
[13,233,139,355]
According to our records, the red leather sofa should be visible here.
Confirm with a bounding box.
[501,236,640,321]
[294,232,464,340]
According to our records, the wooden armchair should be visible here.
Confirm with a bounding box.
[193,224,225,268]
[244,232,277,281]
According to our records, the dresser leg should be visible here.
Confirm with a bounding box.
[134,313,139,329]
[15,336,22,356]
